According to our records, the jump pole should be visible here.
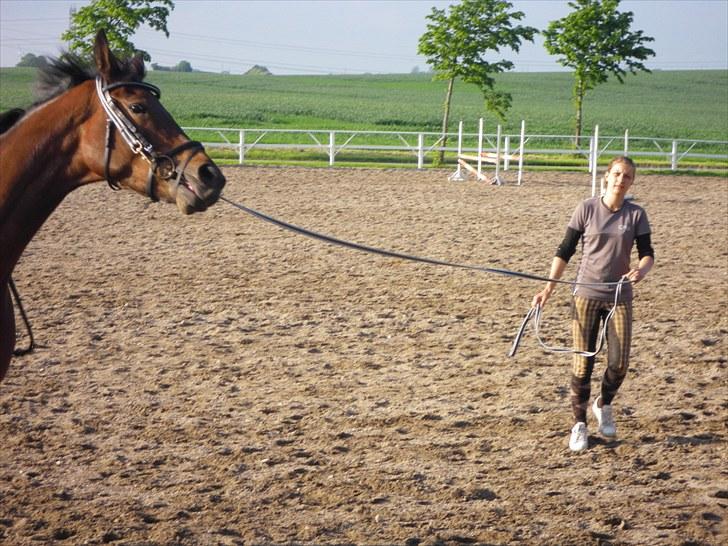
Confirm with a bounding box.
[493,124,502,185]
[517,120,525,185]
[448,121,467,181]
[588,136,594,174]
[477,118,484,180]
[504,136,510,171]
[591,124,599,197]
[457,120,463,159]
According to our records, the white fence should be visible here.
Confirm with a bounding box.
[182,125,728,172]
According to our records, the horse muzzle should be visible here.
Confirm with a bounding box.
[174,161,226,215]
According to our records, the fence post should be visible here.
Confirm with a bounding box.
[238,130,245,164]
[329,131,335,166]
[624,129,629,157]
[671,140,678,171]
[417,133,424,169]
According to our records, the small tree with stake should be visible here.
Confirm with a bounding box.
[543,0,655,146]
[418,0,537,164]
[62,0,175,62]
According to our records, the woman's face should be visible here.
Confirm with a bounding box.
[605,161,635,198]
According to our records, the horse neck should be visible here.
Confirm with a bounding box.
[0,81,100,283]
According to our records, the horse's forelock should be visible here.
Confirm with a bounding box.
[130,54,147,82]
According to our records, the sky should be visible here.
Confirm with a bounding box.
[1,0,727,74]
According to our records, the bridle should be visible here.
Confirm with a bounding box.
[95,76,203,202]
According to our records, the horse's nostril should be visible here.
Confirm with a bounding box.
[198,163,225,189]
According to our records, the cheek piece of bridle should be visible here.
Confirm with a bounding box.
[95,76,203,202]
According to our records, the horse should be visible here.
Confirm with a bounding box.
[0,30,226,382]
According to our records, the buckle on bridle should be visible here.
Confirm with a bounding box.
[154,155,176,180]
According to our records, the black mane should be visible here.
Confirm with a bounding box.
[0,108,25,134]
[34,51,146,105]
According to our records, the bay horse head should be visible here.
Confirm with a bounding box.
[89,30,226,213]
[0,30,226,382]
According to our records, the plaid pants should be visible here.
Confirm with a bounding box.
[570,295,633,422]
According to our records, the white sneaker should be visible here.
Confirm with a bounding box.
[569,422,588,452]
[593,397,617,437]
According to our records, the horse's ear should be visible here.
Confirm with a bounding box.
[94,29,121,80]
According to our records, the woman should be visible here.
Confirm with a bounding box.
[533,156,654,452]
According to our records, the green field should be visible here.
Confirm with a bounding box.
[2,67,726,169]
[2,68,727,138]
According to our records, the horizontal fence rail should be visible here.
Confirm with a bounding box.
[182,125,728,172]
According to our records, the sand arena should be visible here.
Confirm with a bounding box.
[1,167,726,545]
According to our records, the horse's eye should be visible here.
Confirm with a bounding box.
[129,103,147,114]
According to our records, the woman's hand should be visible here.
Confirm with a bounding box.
[532,288,553,308]
[627,256,654,284]
[625,268,645,283]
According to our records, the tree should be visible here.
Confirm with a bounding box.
[175,60,192,72]
[418,0,537,163]
[543,0,655,145]
[62,0,175,62]
[16,53,48,68]
[244,65,272,76]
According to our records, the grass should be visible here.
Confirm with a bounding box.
[2,67,726,170]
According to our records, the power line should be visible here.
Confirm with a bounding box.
[135,29,420,62]
[2,25,725,73]
[0,17,68,23]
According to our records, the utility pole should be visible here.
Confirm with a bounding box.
[67,5,76,48]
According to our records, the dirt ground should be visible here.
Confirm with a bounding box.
[1,167,726,546]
